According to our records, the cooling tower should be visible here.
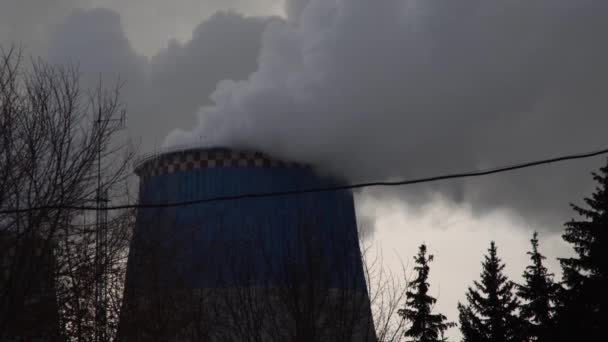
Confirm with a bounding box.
[120,148,376,341]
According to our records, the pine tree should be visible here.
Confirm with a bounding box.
[556,159,608,341]
[517,232,557,342]
[457,303,484,342]
[458,242,523,342]
[398,244,454,342]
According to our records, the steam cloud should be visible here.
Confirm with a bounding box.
[164,0,608,228]
[5,0,606,229]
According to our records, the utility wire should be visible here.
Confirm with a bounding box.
[1,147,608,214]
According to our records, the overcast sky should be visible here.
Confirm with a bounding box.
[2,0,606,338]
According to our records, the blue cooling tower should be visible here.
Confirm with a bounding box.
[120,148,375,341]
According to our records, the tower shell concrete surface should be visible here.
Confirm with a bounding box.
[120,147,376,341]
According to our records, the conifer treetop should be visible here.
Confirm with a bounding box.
[399,244,454,342]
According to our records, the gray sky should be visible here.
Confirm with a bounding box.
[2,0,606,339]
[84,0,284,55]
[0,0,75,55]
[0,0,283,56]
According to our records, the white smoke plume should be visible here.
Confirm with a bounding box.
[165,0,608,227]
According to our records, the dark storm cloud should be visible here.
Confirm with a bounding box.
[47,8,146,84]
[139,12,273,147]
[45,8,271,150]
[166,0,608,229]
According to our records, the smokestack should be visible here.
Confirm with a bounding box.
[120,147,376,341]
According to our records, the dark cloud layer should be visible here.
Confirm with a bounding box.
[45,8,270,150]
[140,12,273,146]
[166,0,608,229]
[48,8,146,82]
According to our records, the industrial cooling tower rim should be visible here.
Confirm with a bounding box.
[134,144,310,178]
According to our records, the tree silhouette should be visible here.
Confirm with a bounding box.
[556,159,608,341]
[398,244,454,342]
[0,45,134,342]
[517,232,557,342]
[457,303,483,342]
[458,242,523,342]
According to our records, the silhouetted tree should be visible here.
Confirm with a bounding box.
[398,244,454,342]
[458,242,523,342]
[1,45,134,342]
[517,232,557,342]
[555,159,608,341]
[457,303,483,342]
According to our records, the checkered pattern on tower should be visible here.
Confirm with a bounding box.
[135,148,309,179]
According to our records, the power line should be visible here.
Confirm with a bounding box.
[1,147,607,214]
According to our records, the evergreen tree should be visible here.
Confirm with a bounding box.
[517,232,557,342]
[457,303,484,342]
[556,159,608,341]
[458,242,523,342]
[398,244,454,342]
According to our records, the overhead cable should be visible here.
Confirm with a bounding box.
[1,146,607,214]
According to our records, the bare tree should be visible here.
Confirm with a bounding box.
[0,45,135,342]
[361,236,410,342]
